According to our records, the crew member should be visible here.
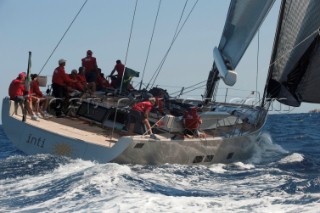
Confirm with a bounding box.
[128,97,156,137]
[82,50,98,91]
[109,59,125,88]
[52,59,71,98]
[183,107,203,138]
[52,59,73,116]
[8,72,38,120]
[30,74,51,119]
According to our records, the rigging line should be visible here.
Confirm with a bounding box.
[183,85,206,96]
[183,79,207,90]
[134,79,186,88]
[221,87,258,92]
[184,83,206,92]
[149,0,199,89]
[256,30,260,100]
[170,82,206,96]
[268,28,319,69]
[139,0,162,90]
[174,84,206,97]
[146,0,190,89]
[170,80,207,95]
[146,0,188,88]
[120,0,139,93]
[38,0,88,75]
[261,0,291,106]
[262,27,320,104]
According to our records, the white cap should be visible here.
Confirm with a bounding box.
[58,59,66,65]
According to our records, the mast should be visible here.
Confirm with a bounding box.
[22,51,32,122]
[204,64,220,103]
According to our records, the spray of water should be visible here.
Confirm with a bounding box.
[247,132,289,164]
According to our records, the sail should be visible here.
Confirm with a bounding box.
[265,0,320,107]
[205,0,275,101]
[218,0,275,70]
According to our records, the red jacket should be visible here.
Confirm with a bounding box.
[114,63,125,79]
[52,66,70,86]
[96,74,110,88]
[183,110,201,130]
[82,56,97,72]
[30,80,43,98]
[8,78,25,99]
[77,74,87,85]
[132,101,153,114]
[68,74,84,91]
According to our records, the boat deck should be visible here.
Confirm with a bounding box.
[12,113,124,148]
[8,96,264,148]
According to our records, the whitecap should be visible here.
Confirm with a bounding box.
[247,132,289,164]
[278,153,304,164]
[208,163,227,173]
[231,161,255,170]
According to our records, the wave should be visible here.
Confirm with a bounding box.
[278,153,304,164]
[1,113,320,212]
[1,153,320,212]
[246,132,289,164]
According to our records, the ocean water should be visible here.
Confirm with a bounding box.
[1,113,320,213]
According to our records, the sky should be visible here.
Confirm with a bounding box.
[0,0,318,122]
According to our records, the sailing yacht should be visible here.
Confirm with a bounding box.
[2,0,320,165]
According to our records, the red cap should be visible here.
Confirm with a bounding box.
[19,72,26,78]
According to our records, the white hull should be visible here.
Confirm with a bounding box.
[2,98,263,165]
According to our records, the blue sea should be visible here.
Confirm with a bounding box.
[1,113,320,213]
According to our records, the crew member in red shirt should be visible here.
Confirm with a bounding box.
[96,68,110,91]
[52,59,74,117]
[52,59,73,98]
[30,74,50,118]
[30,74,43,98]
[69,69,84,92]
[109,59,125,88]
[8,72,38,120]
[128,97,156,137]
[82,50,98,88]
[77,67,87,87]
[183,107,203,137]
[9,72,26,101]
